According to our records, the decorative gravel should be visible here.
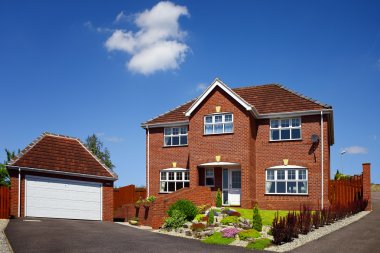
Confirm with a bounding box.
[0,219,12,253]
[266,211,371,252]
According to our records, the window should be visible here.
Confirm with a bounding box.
[265,168,308,194]
[205,168,215,186]
[160,170,190,193]
[164,126,188,146]
[204,113,233,135]
[270,118,301,141]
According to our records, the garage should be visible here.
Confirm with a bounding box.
[25,176,102,220]
[6,132,118,221]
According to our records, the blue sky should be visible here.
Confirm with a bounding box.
[1,0,379,186]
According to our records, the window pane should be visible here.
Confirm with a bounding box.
[180,136,188,145]
[271,130,280,140]
[164,137,171,146]
[172,128,179,135]
[184,182,190,188]
[168,172,174,180]
[225,114,232,122]
[176,172,182,180]
[298,181,307,193]
[160,182,167,192]
[206,178,214,186]
[161,172,166,180]
[266,182,275,193]
[270,120,279,128]
[231,171,241,188]
[299,170,307,180]
[277,170,285,180]
[292,129,301,139]
[277,182,286,193]
[223,169,228,188]
[267,170,275,180]
[176,182,183,191]
[164,128,171,136]
[215,115,222,123]
[292,118,300,127]
[168,182,175,192]
[180,127,187,134]
[224,123,233,133]
[172,136,179,145]
[205,116,212,123]
[205,125,213,134]
[281,119,290,127]
[206,168,214,177]
[184,172,189,180]
[288,170,296,180]
[214,124,223,133]
[287,182,297,193]
[223,190,229,204]
[281,129,290,139]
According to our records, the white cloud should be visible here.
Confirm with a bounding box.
[343,146,368,154]
[114,11,127,23]
[196,83,208,92]
[104,136,124,143]
[105,1,189,75]
[83,21,113,33]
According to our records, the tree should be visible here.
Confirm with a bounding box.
[252,204,263,231]
[216,188,222,207]
[0,148,20,187]
[85,134,115,169]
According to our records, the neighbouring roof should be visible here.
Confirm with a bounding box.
[8,132,117,180]
[142,79,332,126]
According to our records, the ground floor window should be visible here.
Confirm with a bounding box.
[160,170,190,193]
[265,168,308,194]
[205,168,215,186]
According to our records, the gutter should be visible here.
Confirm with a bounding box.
[147,126,150,197]
[321,111,324,209]
[18,168,21,217]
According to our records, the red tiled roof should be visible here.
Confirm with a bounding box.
[143,83,331,126]
[9,133,117,179]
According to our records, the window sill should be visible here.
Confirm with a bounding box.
[269,139,302,143]
[162,145,188,148]
[203,132,234,136]
[265,193,309,196]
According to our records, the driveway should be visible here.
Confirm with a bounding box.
[5,218,259,253]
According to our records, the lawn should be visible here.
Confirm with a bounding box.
[234,208,290,226]
[202,232,234,245]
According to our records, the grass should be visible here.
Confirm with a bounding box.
[234,208,290,226]
[238,229,261,240]
[371,184,380,192]
[246,238,272,250]
[202,232,235,245]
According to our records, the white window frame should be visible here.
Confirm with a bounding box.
[164,126,188,147]
[204,113,234,135]
[265,168,308,195]
[160,170,190,193]
[270,118,302,141]
[205,168,215,187]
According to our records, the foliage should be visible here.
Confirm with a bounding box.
[238,229,261,240]
[202,232,234,245]
[85,134,115,169]
[286,211,299,239]
[234,208,290,226]
[272,212,287,245]
[312,210,321,229]
[194,214,205,222]
[146,196,156,203]
[216,188,222,207]
[0,149,20,187]
[163,210,186,229]
[252,205,263,232]
[334,170,351,180]
[190,222,206,232]
[208,209,214,225]
[197,204,210,214]
[220,216,239,225]
[167,199,198,221]
[246,238,272,250]
[221,227,241,238]
[298,205,312,235]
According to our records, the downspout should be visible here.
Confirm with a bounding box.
[18,167,21,217]
[320,111,324,209]
[147,126,150,197]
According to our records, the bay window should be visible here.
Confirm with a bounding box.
[266,168,308,194]
[160,170,190,193]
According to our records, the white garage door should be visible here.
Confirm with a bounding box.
[25,175,102,221]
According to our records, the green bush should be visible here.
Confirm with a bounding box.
[163,210,186,229]
[246,238,271,250]
[216,189,222,207]
[252,205,263,231]
[194,214,205,222]
[238,229,261,240]
[220,216,239,225]
[167,200,198,221]
[208,209,214,225]
[202,232,234,245]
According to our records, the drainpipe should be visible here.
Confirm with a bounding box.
[320,111,324,209]
[18,167,21,217]
[147,126,150,197]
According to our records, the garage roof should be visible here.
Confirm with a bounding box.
[7,132,117,180]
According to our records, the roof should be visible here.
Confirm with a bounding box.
[8,132,117,180]
[142,79,332,126]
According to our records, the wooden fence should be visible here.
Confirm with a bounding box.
[114,185,146,209]
[328,174,363,207]
[0,186,10,219]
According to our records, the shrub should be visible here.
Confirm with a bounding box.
[238,229,260,240]
[194,214,205,222]
[312,210,321,229]
[220,216,239,225]
[252,205,263,232]
[286,211,299,239]
[202,232,234,245]
[190,222,206,232]
[208,209,215,225]
[272,212,287,245]
[197,204,211,214]
[298,205,312,235]
[216,189,222,207]
[146,196,156,203]
[167,200,198,221]
[221,227,241,238]
[246,238,272,250]
[163,210,186,229]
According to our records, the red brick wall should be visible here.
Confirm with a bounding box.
[8,170,114,221]
[362,163,371,211]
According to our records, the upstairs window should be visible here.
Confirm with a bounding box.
[270,118,301,141]
[204,113,233,135]
[164,127,188,146]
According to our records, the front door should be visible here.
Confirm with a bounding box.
[222,169,241,206]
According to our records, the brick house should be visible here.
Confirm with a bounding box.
[142,78,334,210]
[6,132,117,221]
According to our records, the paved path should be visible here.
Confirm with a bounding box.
[5,218,260,253]
[292,192,380,253]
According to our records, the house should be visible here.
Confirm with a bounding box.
[6,132,117,221]
[141,78,334,210]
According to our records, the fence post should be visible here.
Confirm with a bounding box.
[362,163,371,211]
